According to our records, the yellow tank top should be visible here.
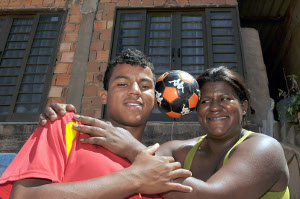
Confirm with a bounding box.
[183,131,289,199]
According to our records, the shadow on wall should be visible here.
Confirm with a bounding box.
[0,153,16,176]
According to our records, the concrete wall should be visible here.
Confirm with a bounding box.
[274,122,300,199]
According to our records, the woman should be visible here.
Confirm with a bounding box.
[156,66,289,199]
[40,66,289,199]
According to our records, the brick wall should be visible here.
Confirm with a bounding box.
[80,0,238,118]
[0,0,83,106]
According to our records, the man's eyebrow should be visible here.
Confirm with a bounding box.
[112,75,130,81]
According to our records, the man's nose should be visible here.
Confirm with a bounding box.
[129,82,142,96]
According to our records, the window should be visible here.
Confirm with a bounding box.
[0,12,64,122]
[111,7,243,121]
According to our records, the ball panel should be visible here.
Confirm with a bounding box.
[179,71,194,84]
[188,93,199,108]
[163,87,179,103]
[157,72,169,82]
[166,111,181,118]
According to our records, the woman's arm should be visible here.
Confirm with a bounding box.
[162,134,289,199]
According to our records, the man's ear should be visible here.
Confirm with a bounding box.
[242,100,248,115]
[100,89,108,105]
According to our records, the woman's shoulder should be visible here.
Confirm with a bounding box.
[246,131,282,149]
[157,136,201,156]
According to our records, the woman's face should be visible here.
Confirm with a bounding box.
[197,81,248,138]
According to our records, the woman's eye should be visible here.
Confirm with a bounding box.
[200,100,209,104]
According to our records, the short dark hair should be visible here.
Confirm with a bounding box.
[197,66,250,103]
[103,49,155,90]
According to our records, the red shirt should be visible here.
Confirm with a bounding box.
[0,112,161,199]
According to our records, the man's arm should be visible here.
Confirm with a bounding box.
[10,144,192,199]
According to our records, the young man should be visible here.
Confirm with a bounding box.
[0,49,192,199]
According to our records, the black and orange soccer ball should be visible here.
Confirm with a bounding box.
[155,70,201,118]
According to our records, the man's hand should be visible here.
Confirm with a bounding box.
[72,115,145,163]
[127,144,193,194]
[39,103,76,126]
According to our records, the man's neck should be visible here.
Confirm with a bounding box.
[108,120,145,141]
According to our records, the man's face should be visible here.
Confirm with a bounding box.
[101,64,155,128]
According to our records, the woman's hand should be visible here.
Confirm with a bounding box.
[72,115,146,162]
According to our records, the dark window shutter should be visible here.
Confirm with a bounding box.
[0,12,64,122]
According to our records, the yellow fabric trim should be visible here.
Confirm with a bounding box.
[260,187,290,199]
[65,122,78,158]
[183,135,207,170]
[223,131,253,165]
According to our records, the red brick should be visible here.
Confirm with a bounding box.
[31,0,43,5]
[70,4,81,13]
[107,20,114,29]
[71,42,77,52]
[54,63,70,74]
[91,97,102,107]
[142,0,153,6]
[84,85,98,97]
[100,29,112,40]
[177,0,189,6]
[64,32,78,42]
[104,2,116,11]
[56,75,71,86]
[61,52,75,62]
[43,0,55,6]
[86,73,94,83]
[100,0,111,2]
[60,42,71,51]
[51,74,57,85]
[91,40,104,51]
[88,62,101,72]
[8,0,21,6]
[96,50,109,62]
[102,11,114,20]
[64,23,76,32]
[89,51,97,62]
[95,12,103,20]
[153,0,164,5]
[94,20,107,30]
[69,14,82,23]
[129,0,142,6]
[0,0,9,6]
[103,40,111,50]
[81,109,94,117]
[226,0,237,5]
[47,98,65,105]
[94,73,102,84]
[117,0,128,6]
[55,0,66,5]
[94,109,102,119]
[22,0,31,5]
[99,62,108,73]
[92,31,101,41]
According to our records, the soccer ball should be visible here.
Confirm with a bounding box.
[155,70,201,118]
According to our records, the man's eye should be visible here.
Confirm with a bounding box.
[141,85,150,89]
[117,83,127,87]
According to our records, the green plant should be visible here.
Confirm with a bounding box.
[278,74,300,122]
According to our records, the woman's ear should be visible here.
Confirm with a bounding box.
[99,90,108,104]
[242,100,248,115]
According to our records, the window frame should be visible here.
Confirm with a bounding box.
[109,6,244,122]
[0,10,66,122]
